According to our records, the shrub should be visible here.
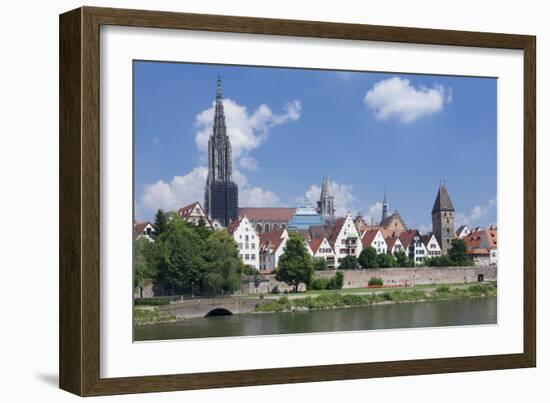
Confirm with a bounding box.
[310,278,330,290]
[329,271,345,290]
[134,296,176,306]
[339,255,359,270]
[368,277,384,286]
[436,285,451,293]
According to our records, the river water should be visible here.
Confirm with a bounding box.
[134,297,496,341]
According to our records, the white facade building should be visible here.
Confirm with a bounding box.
[423,233,442,257]
[309,236,336,268]
[400,230,428,265]
[329,213,363,267]
[361,229,388,254]
[227,216,260,270]
[134,221,156,242]
[259,229,289,272]
[386,236,405,255]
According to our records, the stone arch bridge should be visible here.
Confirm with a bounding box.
[159,297,260,319]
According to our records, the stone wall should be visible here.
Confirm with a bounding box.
[137,266,497,297]
[242,266,497,294]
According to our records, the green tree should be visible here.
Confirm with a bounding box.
[153,209,168,236]
[376,253,397,268]
[276,233,314,292]
[202,230,244,295]
[448,239,472,266]
[339,255,359,270]
[134,237,156,297]
[154,218,206,293]
[425,255,452,267]
[312,256,328,271]
[330,271,345,289]
[358,246,378,268]
[394,251,412,267]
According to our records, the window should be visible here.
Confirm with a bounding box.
[245,254,250,260]
[245,243,249,249]
[245,235,249,241]
[251,254,256,260]
[251,243,255,249]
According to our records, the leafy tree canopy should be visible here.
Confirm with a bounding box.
[339,255,359,270]
[276,233,314,292]
[358,246,378,268]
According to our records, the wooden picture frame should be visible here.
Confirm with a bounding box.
[59,6,536,396]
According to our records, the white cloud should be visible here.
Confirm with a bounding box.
[455,197,497,228]
[138,166,208,218]
[360,201,382,224]
[239,156,258,171]
[364,76,451,123]
[194,98,301,168]
[240,187,281,207]
[137,98,301,220]
[303,181,356,217]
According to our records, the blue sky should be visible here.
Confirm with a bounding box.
[134,61,497,231]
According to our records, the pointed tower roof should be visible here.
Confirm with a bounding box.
[432,185,455,214]
[213,74,227,139]
[321,173,333,198]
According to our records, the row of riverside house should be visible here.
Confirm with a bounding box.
[134,185,497,271]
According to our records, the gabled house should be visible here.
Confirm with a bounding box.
[379,211,408,237]
[309,236,336,269]
[361,229,387,254]
[463,226,498,266]
[399,229,428,265]
[386,236,405,255]
[134,221,156,242]
[455,224,470,239]
[329,213,363,267]
[259,229,289,272]
[175,201,213,228]
[227,216,260,270]
[422,233,442,257]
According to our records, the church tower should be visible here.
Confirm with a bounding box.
[381,189,388,224]
[204,76,239,226]
[317,174,335,221]
[431,183,455,255]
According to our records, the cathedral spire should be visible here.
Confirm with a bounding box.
[381,188,388,224]
[205,76,238,226]
[317,172,335,221]
[213,74,227,139]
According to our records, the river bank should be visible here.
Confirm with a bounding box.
[253,283,496,313]
[135,283,496,326]
[135,297,497,341]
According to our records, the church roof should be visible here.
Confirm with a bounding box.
[432,185,455,214]
[238,207,296,221]
[380,211,407,230]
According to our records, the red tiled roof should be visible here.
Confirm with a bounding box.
[134,221,153,238]
[463,228,498,250]
[328,217,346,246]
[309,237,325,254]
[226,217,243,235]
[260,229,285,247]
[385,236,399,250]
[399,229,418,249]
[361,229,379,247]
[467,248,490,255]
[238,207,296,221]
